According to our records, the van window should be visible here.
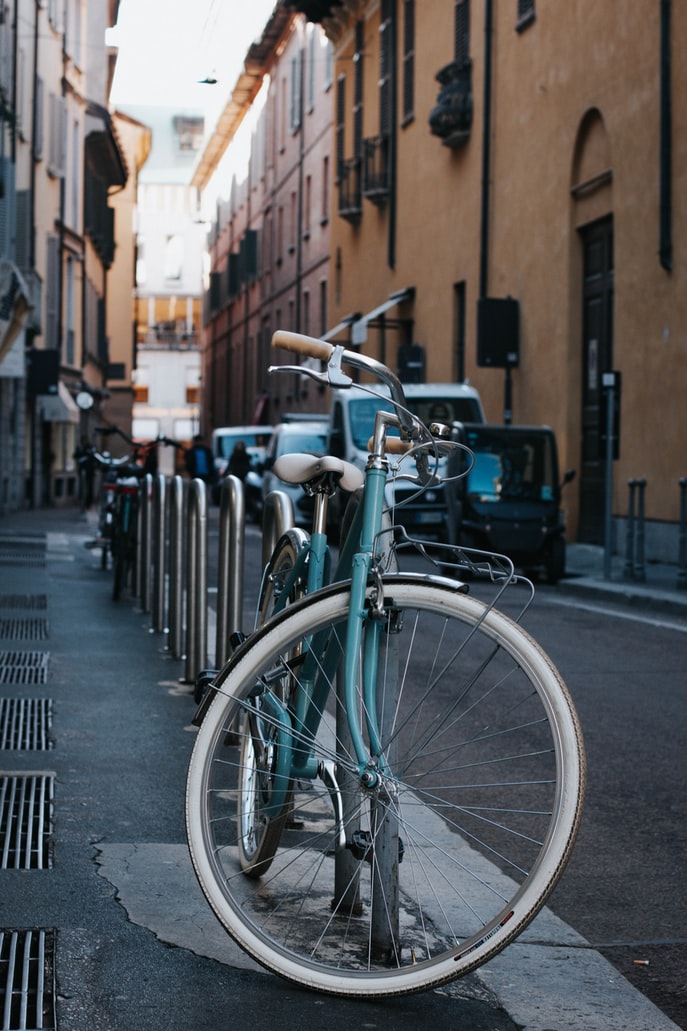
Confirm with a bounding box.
[347,395,482,450]
[408,396,483,425]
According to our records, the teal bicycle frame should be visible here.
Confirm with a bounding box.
[257,412,399,814]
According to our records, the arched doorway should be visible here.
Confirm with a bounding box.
[578,215,614,542]
[571,110,614,543]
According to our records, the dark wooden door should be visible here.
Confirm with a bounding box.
[578,217,614,543]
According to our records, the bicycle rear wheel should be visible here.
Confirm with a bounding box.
[256,527,309,627]
[186,575,585,997]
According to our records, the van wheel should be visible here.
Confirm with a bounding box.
[546,537,566,585]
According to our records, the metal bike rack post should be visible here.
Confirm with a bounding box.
[677,478,687,590]
[138,473,154,611]
[261,490,295,570]
[168,476,185,658]
[623,479,637,581]
[216,475,245,668]
[184,478,208,685]
[151,473,167,632]
[634,478,646,582]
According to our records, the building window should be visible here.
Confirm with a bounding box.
[323,39,333,91]
[402,0,414,124]
[516,0,535,32]
[321,154,329,224]
[353,20,364,160]
[380,0,393,132]
[307,29,316,112]
[320,280,328,336]
[335,75,345,182]
[304,174,312,238]
[290,51,302,132]
[65,257,75,366]
[303,289,310,337]
[164,235,183,281]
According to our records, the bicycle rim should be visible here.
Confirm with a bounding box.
[186,575,585,997]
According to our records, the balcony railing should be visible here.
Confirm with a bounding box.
[363,136,390,204]
[337,157,362,222]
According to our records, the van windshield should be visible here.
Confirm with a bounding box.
[348,396,483,451]
[463,428,556,502]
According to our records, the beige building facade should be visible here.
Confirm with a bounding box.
[287,0,686,554]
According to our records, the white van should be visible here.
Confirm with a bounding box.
[328,382,485,537]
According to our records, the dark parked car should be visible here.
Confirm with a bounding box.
[445,423,575,583]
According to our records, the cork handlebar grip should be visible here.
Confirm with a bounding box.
[272,331,334,362]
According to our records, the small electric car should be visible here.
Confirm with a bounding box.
[446,423,575,583]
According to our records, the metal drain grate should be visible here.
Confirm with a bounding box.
[0,654,49,686]
[0,596,48,611]
[0,775,54,870]
[0,929,57,1031]
[0,620,49,642]
[0,539,46,570]
[0,701,53,751]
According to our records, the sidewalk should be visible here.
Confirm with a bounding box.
[0,505,682,1031]
[562,542,687,619]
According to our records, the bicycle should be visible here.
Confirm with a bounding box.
[186,331,586,998]
[90,427,180,600]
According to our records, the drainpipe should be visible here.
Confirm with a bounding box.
[295,36,305,332]
[659,0,672,272]
[479,0,493,299]
[387,1,398,271]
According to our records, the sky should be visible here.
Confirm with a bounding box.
[108,0,277,121]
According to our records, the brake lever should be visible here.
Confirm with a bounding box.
[268,345,353,389]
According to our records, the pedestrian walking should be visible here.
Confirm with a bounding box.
[184,434,216,485]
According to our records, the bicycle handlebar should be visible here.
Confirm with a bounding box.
[271,330,417,439]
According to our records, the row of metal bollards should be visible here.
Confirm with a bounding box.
[624,477,687,590]
[132,473,246,685]
[131,473,297,686]
[623,478,646,582]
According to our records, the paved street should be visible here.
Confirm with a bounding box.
[0,504,684,1030]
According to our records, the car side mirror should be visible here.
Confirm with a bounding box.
[561,469,576,488]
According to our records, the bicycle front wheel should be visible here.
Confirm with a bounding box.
[186,575,585,997]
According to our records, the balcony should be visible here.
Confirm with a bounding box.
[337,157,362,223]
[428,60,473,149]
[363,136,390,204]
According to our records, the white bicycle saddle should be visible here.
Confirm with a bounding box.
[273,454,364,492]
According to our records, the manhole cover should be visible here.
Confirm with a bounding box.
[0,700,54,751]
[0,929,56,1031]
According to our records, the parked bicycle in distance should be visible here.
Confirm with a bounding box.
[186,331,586,998]
[90,427,181,600]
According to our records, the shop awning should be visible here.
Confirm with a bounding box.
[39,382,79,424]
[359,287,415,326]
[321,287,415,345]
